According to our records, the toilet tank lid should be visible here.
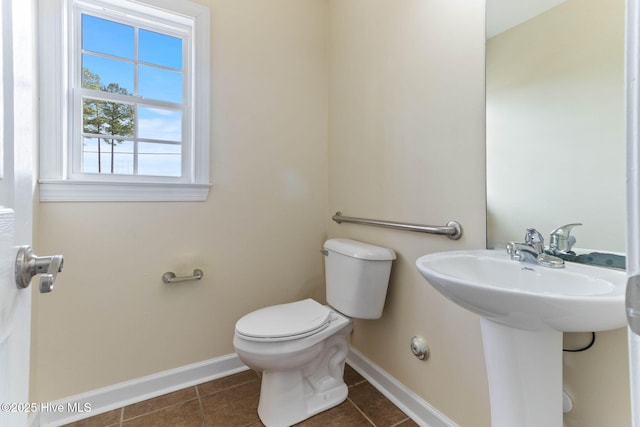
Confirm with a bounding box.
[324,238,396,261]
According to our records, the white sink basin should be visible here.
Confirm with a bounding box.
[416,249,626,332]
[416,249,627,427]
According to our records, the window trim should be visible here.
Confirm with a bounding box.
[39,0,211,202]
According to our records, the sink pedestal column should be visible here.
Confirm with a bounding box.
[480,318,563,427]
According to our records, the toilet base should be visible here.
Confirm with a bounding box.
[256,327,351,427]
[258,371,348,427]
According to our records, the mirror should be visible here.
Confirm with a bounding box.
[486,0,626,253]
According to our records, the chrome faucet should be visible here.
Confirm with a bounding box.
[524,227,544,254]
[507,228,544,263]
[548,223,582,254]
[506,227,565,268]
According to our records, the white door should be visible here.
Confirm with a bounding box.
[628,0,640,426]
[0,0,38,425]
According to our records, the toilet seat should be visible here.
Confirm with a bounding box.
[235,298,332,342]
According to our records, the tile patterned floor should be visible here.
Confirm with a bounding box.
[62,365,419,427]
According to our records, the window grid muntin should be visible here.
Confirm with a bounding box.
[72,4,191,181]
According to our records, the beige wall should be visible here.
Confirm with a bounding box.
[327,1,489,425]
[486,1,631,426]
[33,2,490,423]
[32,0,329,401]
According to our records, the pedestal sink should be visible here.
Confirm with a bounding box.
[416,249,626,427]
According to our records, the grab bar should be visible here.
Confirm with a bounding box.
[332,212,462,240]
[162,269,204,284]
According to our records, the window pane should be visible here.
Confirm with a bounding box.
[138,142,181,177]
[82,137,134,175]
[138,107,181,141]
[82,14,134,59]
[139,29,183,69]
[139,65,182,103]
[82,54,134,94]
[83,98,135,138]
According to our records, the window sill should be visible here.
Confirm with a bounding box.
[39,180,211,202]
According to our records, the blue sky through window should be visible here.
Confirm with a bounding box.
[82,15,134,59]
[138,107,182,141]
[82,54,134,93]
[138,65,182,103]
[139,29,183,69]
[81,13,184,177]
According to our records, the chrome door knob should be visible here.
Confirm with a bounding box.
[15,246,64,293]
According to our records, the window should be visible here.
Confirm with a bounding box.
[39,0,211,201]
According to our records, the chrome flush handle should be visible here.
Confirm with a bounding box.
[15,246,64,293]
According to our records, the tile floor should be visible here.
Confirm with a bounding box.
[61,364,419,427]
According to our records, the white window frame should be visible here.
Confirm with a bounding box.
[39,0,211,202]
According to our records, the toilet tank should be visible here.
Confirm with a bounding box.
[323,238,396,319]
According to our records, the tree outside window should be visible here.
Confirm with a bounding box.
[82,67,134,174]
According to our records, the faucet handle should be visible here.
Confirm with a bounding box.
[549,223,582,252]
[524,228,544,253]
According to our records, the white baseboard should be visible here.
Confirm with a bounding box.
[36,349,456,427]
[346,348,458,427]
[37,354,248,427]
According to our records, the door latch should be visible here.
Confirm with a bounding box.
[15,246,64,293]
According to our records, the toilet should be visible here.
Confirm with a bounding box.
[233,238,396,427]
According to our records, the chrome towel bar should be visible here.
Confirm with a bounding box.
[332,212,462,240]
[162,269,204,284]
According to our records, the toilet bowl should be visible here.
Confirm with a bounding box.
[233,239,395,427]
[234,299,352,427]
